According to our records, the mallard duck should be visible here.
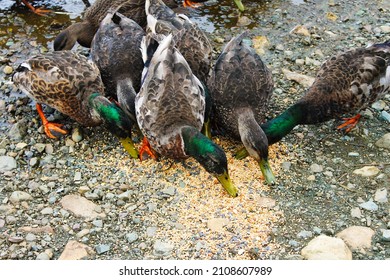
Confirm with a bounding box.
[90,11,145,124]
[136,34,238,197]
[53,0,195,51]
[146,0,212,83]
[12,51,139,159]
[236,40,390,159]
[208,32,275,185]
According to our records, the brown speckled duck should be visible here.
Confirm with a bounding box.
[146,0,212,83]
[12,51,139,158]
[90,11,145,124]
[236,40,390,159]
[136,34,238,197]
[53,0,196,51]
[208,32,275,185]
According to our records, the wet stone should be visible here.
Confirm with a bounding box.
[126,232,139,244]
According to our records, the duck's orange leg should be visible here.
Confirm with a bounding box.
[21,0,51,16]
[337,114,361,133]
[36,104,68,139]
[139,136,158,161]
[183,0,203,8]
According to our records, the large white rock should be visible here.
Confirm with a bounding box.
[336,226,375,251]
[301,235,352,260]
[0,156,17,172]
[58,241,94,260]
[60,194,106,220]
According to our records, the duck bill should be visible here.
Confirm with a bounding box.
[119,137,139,159]
[259,158,276,185]
[216,171,238,197]
[233,0,245,11]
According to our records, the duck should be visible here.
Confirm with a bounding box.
[208,32,275,185]
[136,34,238,197]
[90,11,145,124]
[53,0,197,51]
[12,50,139,159]
[146,0,213,84]
[236,40,390,159]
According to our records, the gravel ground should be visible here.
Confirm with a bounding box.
[0,0,389,260]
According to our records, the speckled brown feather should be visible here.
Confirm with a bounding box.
[136,34,205,158]
[90,12,145,121]
[208,32,274,139]
[12,51,105,127]
[54,0,180,50]
[296,42,390,124]
[146,0,212,82]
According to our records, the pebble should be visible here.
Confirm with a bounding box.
[257,197,276,209]
[381,111,390,122]
[207,218,229,232]
[92,220,103,228]
[310,163,323,173]
[380,25,390,33]
[25,233,36,242]
[353,166,380,177]
[8,121,27,140]
[45,144,54,154]
[60,194,106,220]
[74,172,82,182]
[281,161,291,171]
[153,240,174,256]
[41,207,53,215]
[29,157,39,167]
[0,219,5,228]
[290,25,311,36]
[381,230,390,242]
[282,68,315,88]
[71,127,83,142]
[126,232,139,244]
[297,230,313,239]
[359,200,378,211]
[348,152,359,157]
[8,236,24,243]
[95,244,110,255]
[59,241,93,260]
[0,100,5,112]
[301,235,352,260]
[36,252,50,260]
[371,100,387,111]
[0,156,17,172]
[146,227,158,237]
[374,188,388,203]
[3,65,13,75]
[351,207,362,218]
[9,191,32,204]
[161,186,176,196]
[307,175,316,181]
[336,226,375,250]
[375,133,390,150]
[76,229,90,238]
[34,143,46,153]
[288,240,299,247]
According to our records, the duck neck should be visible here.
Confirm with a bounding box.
[88,93,133,139]
[261,102,305,145]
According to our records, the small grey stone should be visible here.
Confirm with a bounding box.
[92,220,103,228]
[359,200,378,211]
[6,216,17,224]
[297,230,313,239]
[9,191,32,204]
[0,156,17,172]
[0,218,5,228]
[45,144,54,154]
[146,226,158,237]
[161,186,176,196]
[8,236,24,243]
[348,152,360,157]
[126,232,139,244]
[371,100,386,111]
[41,207,53,215]
[0,99,5,111]
[95,244,110,255]
[380,111,390,123]
[382,230,390,242]
[29,157,39,167]
[34,143,46,153]
[25,233,36,242]
[374,188,388,203]
[375,133,390,149]
[281,161,292,171]
[15,142,28,150]
[36,252,50,260]
[313,227,322,235]
[310,163,323,173]
[84,191,100,200]
[288,240,299,247]
[8,121,27,140]
[153,240,174,256]
[74,172,82,182]
[351,207,362,218]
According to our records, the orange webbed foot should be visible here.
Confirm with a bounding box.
[139,137,158,161]
[43,122,68,139]
[183,0,203,8]
[336,114,361,133]
[21,0,51,16]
